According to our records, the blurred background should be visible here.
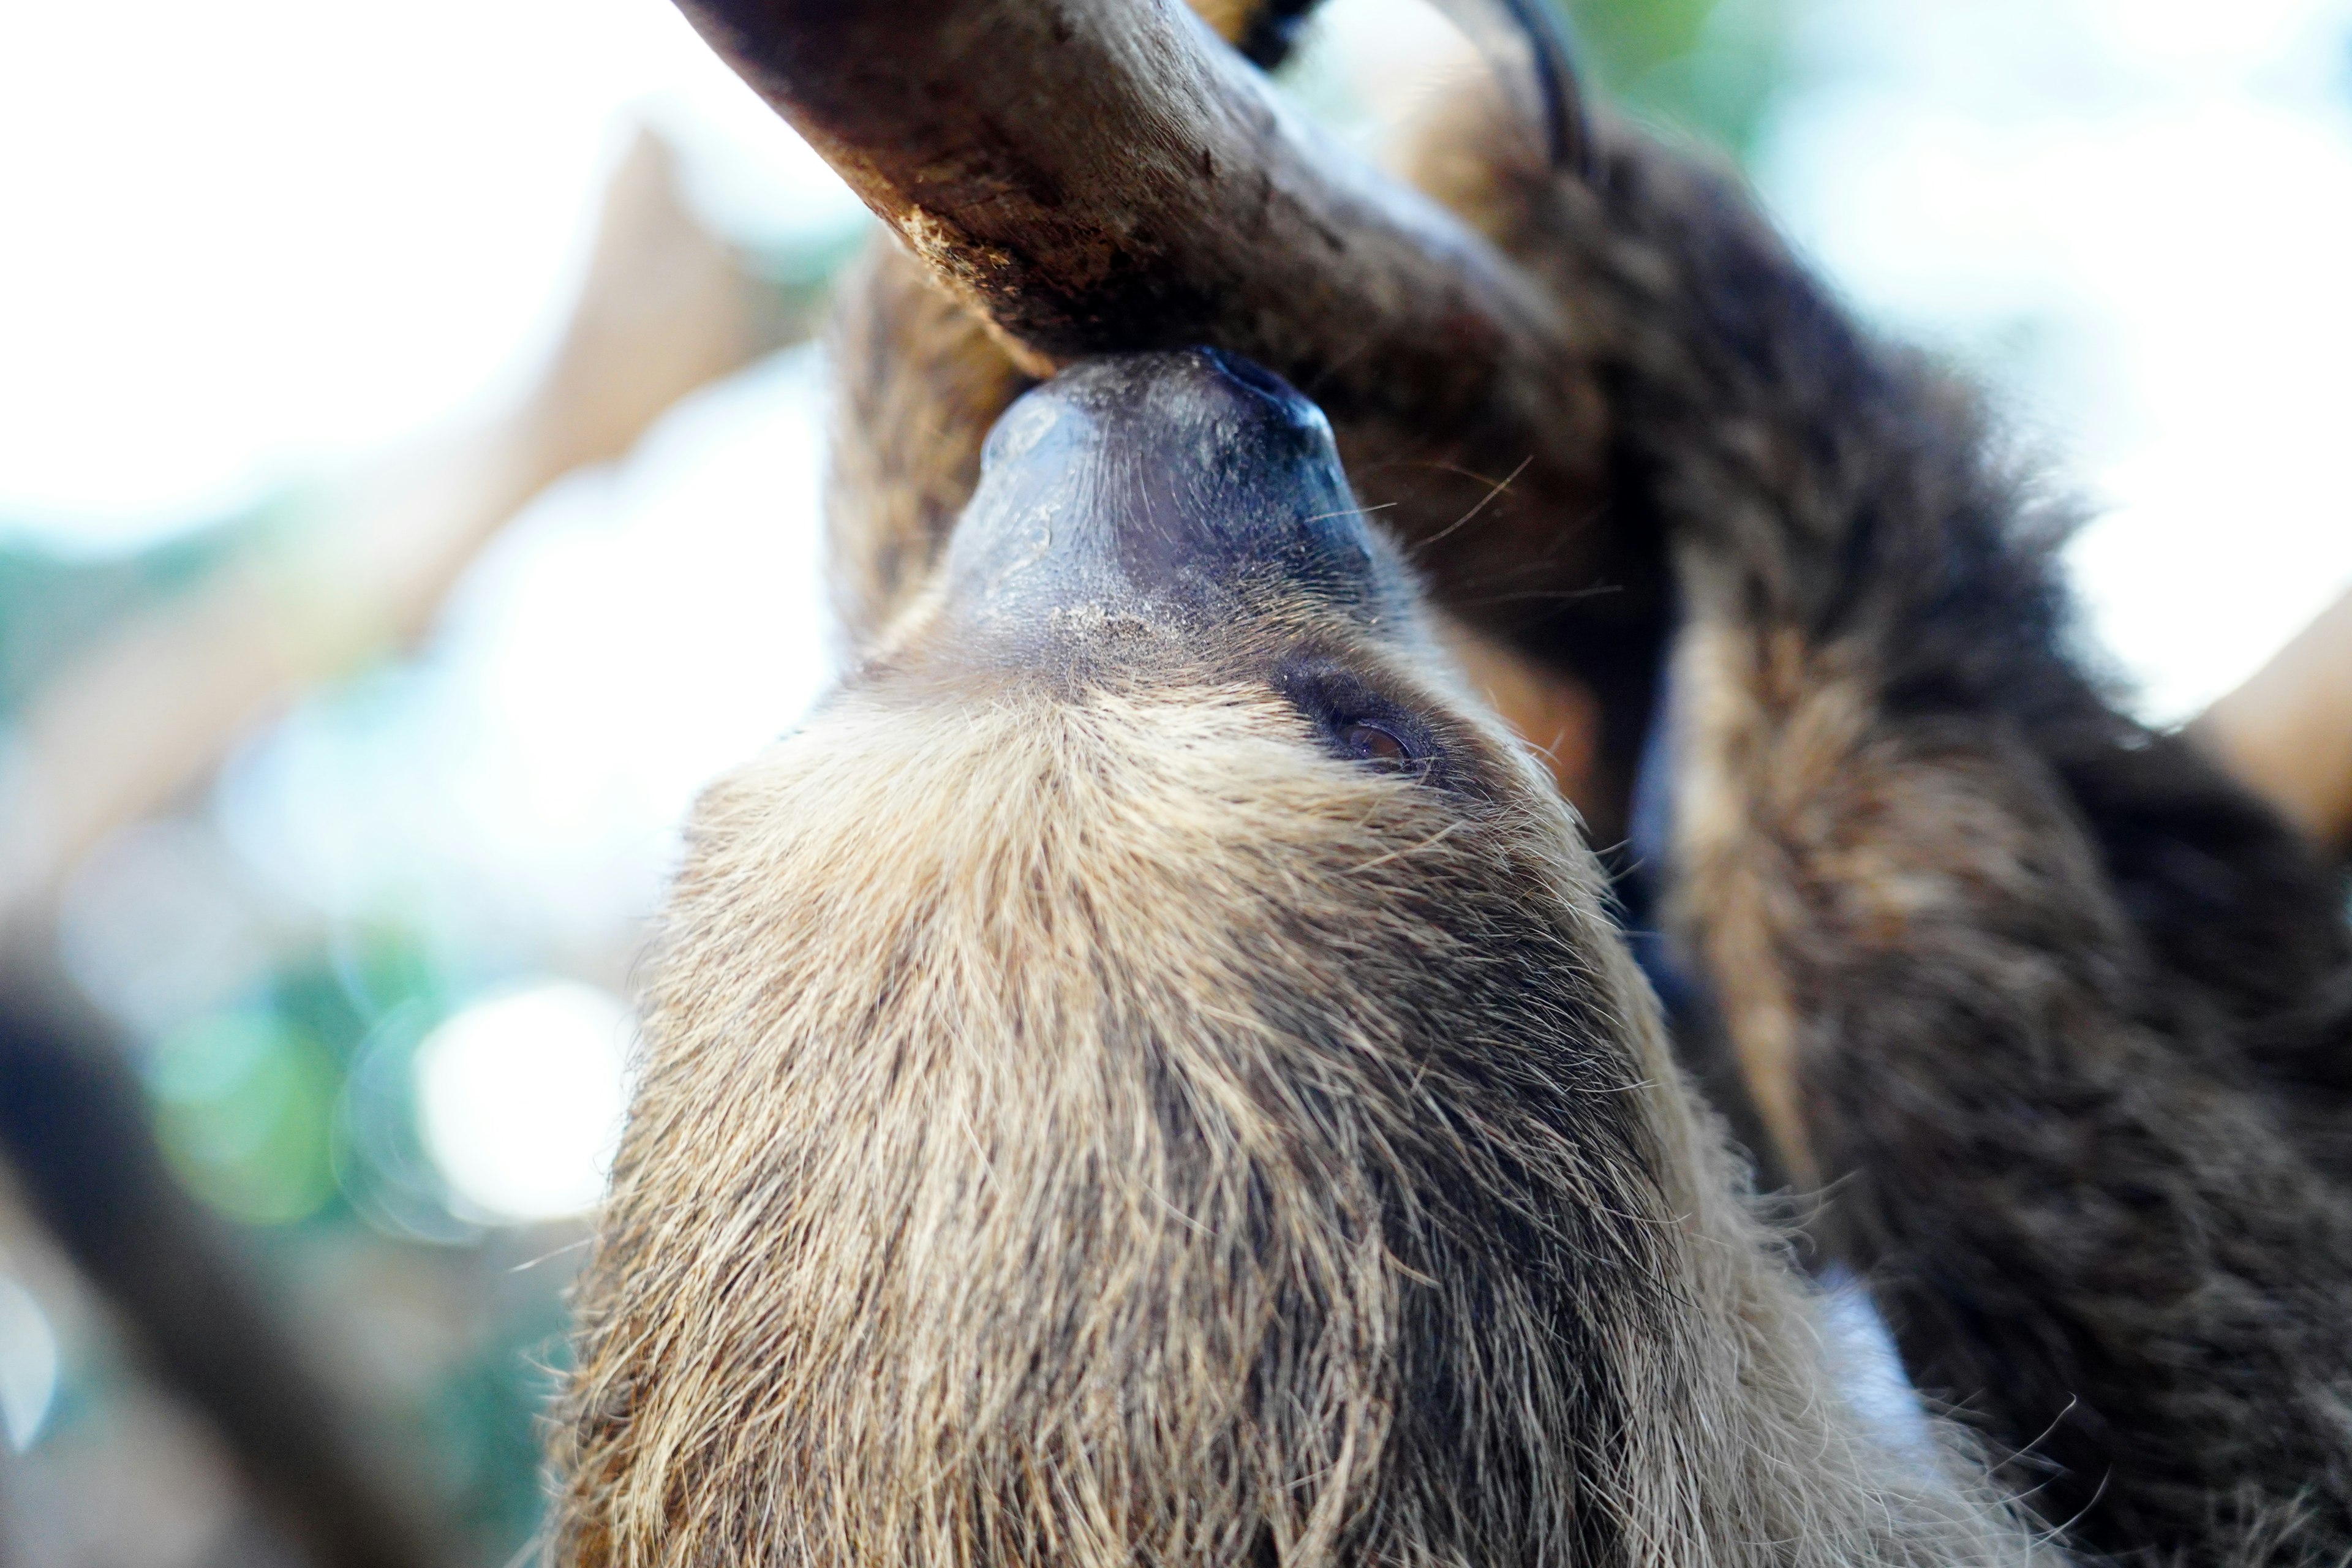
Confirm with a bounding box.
[0,0,2347,1562]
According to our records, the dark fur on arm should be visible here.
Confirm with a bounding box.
[824,246,1035,654]
[1408,89,2352,1562]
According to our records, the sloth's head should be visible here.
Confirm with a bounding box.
[552,353,1909,1568]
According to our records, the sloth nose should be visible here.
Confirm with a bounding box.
[939,349,1382,645]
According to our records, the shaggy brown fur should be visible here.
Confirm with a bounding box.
[557,608,2043,1568]
[554,2,2352,1564]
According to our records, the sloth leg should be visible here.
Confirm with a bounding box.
[824,244,1033,654]
[1667,587,2352,1560]
[1400,86,2352,1562]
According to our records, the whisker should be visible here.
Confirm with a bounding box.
[1352,456,1520,488]
[1300,501,1400,526]
[1411,453,1536,557]
[511,1235,595,1273]
[1460,582,1626,606]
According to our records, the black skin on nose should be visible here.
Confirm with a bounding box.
[939,349,1389,652]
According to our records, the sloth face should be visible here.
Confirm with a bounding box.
[868,349,1556,809]
[558,352,1705,1567]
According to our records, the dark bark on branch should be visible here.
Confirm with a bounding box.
[671,0,1613,605]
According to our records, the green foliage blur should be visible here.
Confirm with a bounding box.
[1559,0,1789,156]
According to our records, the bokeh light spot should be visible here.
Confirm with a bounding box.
[413,981,633,1225]
[0,1276,59,1452]
[147,1012,340,1226]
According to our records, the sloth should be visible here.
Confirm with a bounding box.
[550,2,2352,1564]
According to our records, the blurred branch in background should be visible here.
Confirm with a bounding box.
[2194,586,2352,863]
[0,972,446,1568]
[0,127,814,1568]
[0,129,804,938]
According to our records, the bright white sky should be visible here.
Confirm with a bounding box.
[0,0,858,538]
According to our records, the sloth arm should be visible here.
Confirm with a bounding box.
[1400,88,2352,1563]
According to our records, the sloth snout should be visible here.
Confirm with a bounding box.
[938,348,1386,652]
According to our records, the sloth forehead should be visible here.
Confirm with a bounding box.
[700,682,1506,891]
[657,680,1613,1025]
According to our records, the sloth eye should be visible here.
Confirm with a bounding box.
[1340,720,1415,772]
[1272,654,1452,786]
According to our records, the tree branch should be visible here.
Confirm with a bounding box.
[672,0,1609,567]
[0,129,797,937]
